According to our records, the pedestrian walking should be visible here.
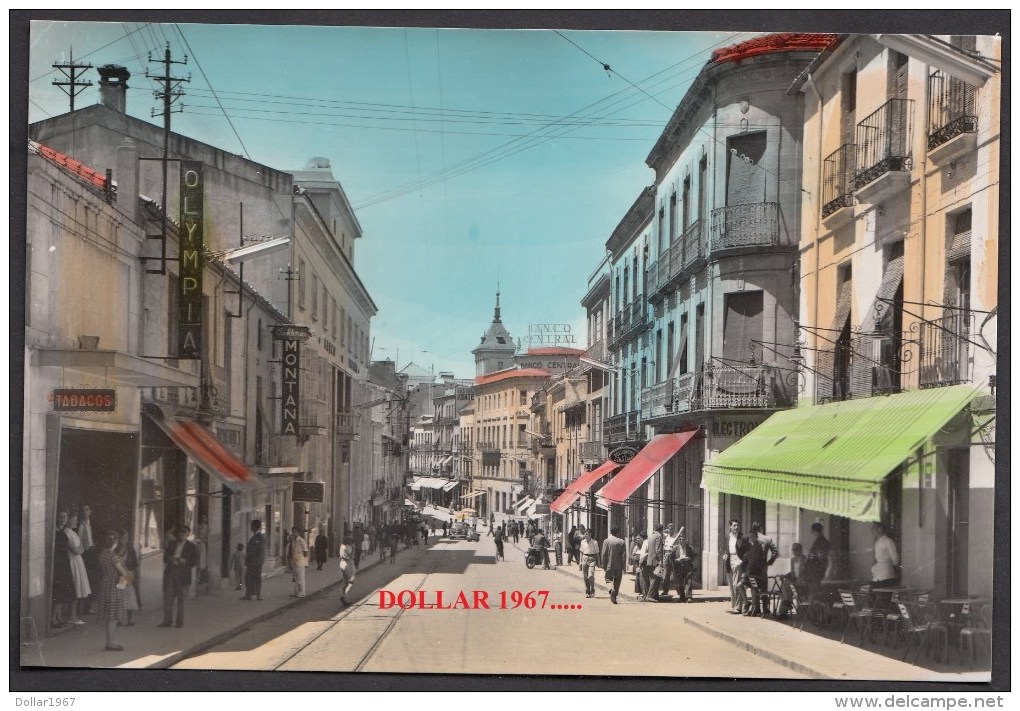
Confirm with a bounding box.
[389,532,399,563]
[338,536,356,607]
[512,521,520,544]
[579,530,600,597]
[159,524,197,627]
[241,520,266,601]
[314,531,328,570]
[288,526,309,598]
[230,544,245,590]
[566,526,579,564]
[601,527,627,604]
[494,526,505,562]
[645,523,665,601]
[96,530,128,651]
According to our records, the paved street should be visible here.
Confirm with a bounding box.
[175,536,805,678]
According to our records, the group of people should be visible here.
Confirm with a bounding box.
[51,507,142,651]
[722,519,899,621]
[628,523,698,603]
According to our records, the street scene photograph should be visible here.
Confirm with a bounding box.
[16,14,1003,686]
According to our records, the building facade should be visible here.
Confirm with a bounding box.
[704,33,999,598]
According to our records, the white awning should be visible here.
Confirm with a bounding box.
[460,489,486,501]
[442,480,460,492]
[440,455,454,467]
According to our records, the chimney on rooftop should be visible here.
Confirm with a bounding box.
[97,65,130,113]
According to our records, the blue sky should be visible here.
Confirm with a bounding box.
[28,21,753,377]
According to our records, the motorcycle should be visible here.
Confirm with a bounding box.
[525,546,545,569]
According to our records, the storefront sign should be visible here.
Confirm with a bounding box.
[293,481,325,503]
[609,445,639,464]
[711,418,761,439]
[50,388,116,412]
[525,323,577,346]
[178,161,204,360]
[281,337,301,435]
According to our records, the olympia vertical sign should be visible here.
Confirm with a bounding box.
[178,161,204,360]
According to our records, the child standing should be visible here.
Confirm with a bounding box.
[230,543,245,591]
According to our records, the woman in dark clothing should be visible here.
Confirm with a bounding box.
[51,511,76,628]
[96,530,128,651]
[566,526,579,565]
[314,532,329,570]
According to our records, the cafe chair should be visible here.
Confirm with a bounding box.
[838,589,877,646]
[896,601,937,665]
[958,604,992,668]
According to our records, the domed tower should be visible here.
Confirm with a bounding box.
[472,289,517,377]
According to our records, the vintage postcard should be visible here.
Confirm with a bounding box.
[18,14,1003,688]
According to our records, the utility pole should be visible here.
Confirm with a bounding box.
[144,44,189,276]
[52,49,93,113]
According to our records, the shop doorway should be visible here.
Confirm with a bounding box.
[945,449,970,596]
[57,428,138,547]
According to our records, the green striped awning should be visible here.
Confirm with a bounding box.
[702,385,979,522]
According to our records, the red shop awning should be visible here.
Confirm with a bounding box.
[147,406,262,489]
[550,459,619,514]
[595,431,698,505]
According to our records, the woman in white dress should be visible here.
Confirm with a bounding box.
[65,512,92,624]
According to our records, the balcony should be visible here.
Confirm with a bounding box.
[697,364,783,410]
[641,380,674,420]
[822,144,856,226]
[919,311,972,389]
[334,410,360,441]
[711,202,780,253]
[854,98,914,203]
[579,440,604,464]
[604,410,641,446]
[647,239,687,302]
[682,219,706,269]
[476,441,501,453]
[927,71,978,163]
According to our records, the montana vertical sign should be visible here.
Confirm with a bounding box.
[272,325,311,437]
[178,161,204,360]
[281,336,300,435]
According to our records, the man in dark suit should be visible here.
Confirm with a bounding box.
[242,519,266,600]
[600,526,628,604]
[160,524,197,628]
[645,523,665,601]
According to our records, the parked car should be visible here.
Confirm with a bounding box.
[450,521,468,539]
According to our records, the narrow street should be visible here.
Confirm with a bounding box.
[174,536,805,677]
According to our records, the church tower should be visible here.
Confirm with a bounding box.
[472,289,517,377]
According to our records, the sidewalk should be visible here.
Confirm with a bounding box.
[508,540,986,681]
[22,540,427,670]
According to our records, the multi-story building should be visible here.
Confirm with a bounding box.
[594,33,835,590]
[22,138,296,626]
[26,63,383,613]
[705,33,999,597]
[550,256,614,539]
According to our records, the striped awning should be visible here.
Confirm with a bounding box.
[702,385,978,522]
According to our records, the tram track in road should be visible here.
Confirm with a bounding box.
[266,541,451,672]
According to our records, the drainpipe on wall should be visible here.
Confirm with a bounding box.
[805,72,825,402]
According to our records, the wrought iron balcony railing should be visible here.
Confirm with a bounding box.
[919,311,973,388]
[711,202,780,251]
[682,219,706,268]
[641,380,674,420]
[855,98,914,189]
[697,364,779,410]
[579,440,604,464]
[822,143,856,217]
[604,410,641,446]
[928,71,978,151]
[334,410,360,439]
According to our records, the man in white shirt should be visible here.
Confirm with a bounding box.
[723,519,746,614]
[661,523,678,597]
[870,522,899,587]
[288,527,309,598]
[579,530,601,597]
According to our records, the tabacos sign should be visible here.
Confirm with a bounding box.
[178,161,204,360]
[273,325,311,436]
[50,388,116,412]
